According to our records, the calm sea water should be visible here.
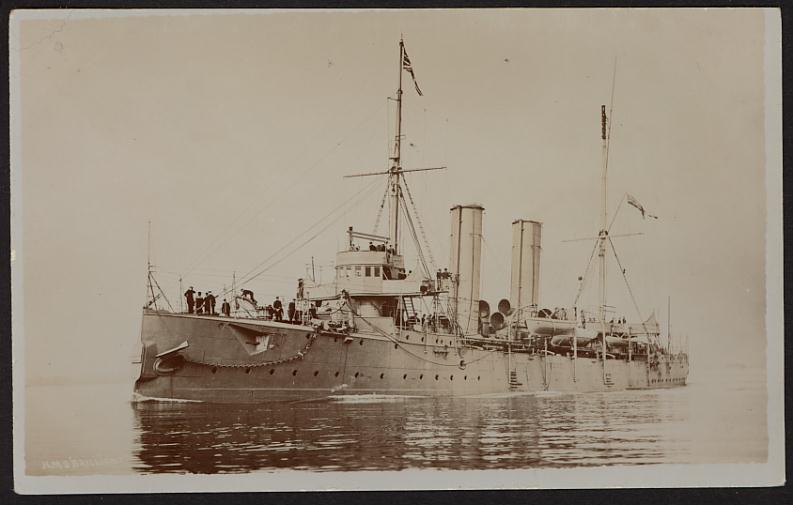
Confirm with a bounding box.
[24,367,767,475]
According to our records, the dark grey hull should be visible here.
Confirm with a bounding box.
[134,310,689,403]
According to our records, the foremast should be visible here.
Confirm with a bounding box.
[343,38,444,270]
[388,39,406,253]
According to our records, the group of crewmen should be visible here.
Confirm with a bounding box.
[183,286,231,316]
[183,282,318,324]
[367,241,396,254]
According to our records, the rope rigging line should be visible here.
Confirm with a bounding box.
[607,237,654,342]
[400,176,437,270]
[221,177,382,297]
[181,102,387,278]
[607,193,627,233]
[150,272,175,312]
[573,238,601,308]
[398,193,431,278]
[372,177,390,235]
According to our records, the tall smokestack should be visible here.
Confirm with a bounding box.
[449,204,484,335]
[510,219,542,311]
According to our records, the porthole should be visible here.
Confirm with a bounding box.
[394,343,398,349]
[306,334,310,339]
[292,370,298,376]
[477,376,481,381]
[313,370,319,376]
[359,340,364,346]
[435,374,439,381]
[380,373,384,379]
[269,369,275,375]
[419,374,424,380]
[354,372,360,378]
[450,375,454,381]
[403,374,407,380]
[334,371,340,377]
[421,337,425,343]
[245,368,251,374]
[211,367,218,374]
[464,375,467,380]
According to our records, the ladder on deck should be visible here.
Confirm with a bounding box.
[403,297,417,318]
[509,370,523,390]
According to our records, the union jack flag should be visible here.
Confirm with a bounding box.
[402,47,423,96]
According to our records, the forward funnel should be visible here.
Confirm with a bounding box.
[449,204,484,335]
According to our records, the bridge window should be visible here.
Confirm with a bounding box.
[365,266,371,277]
[355,266,362,277]
[374,266,381,278]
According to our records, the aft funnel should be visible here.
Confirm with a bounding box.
[510,219,542,312]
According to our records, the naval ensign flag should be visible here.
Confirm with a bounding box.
[402,47,423,96]
[626,193,658,220]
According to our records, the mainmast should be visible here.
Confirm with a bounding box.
[599,105,608,380]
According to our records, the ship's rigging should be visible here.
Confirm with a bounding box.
[343,37,445,280]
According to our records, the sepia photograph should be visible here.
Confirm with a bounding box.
[10,7,783,493]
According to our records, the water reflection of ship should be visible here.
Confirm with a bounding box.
[134,38,688,404]
[132,393,680,472]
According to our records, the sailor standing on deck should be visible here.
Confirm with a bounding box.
[273,297,283,321]
[288,299,296,323]
[206,291,216,315]
[221,298,231,317]
[195,292,204,315]
[184,286,195,314]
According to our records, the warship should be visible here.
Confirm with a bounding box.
[133,39,689,403]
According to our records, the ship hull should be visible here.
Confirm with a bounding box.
[134,310,689,403]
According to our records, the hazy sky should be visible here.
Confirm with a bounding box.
[13,9,773,383]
